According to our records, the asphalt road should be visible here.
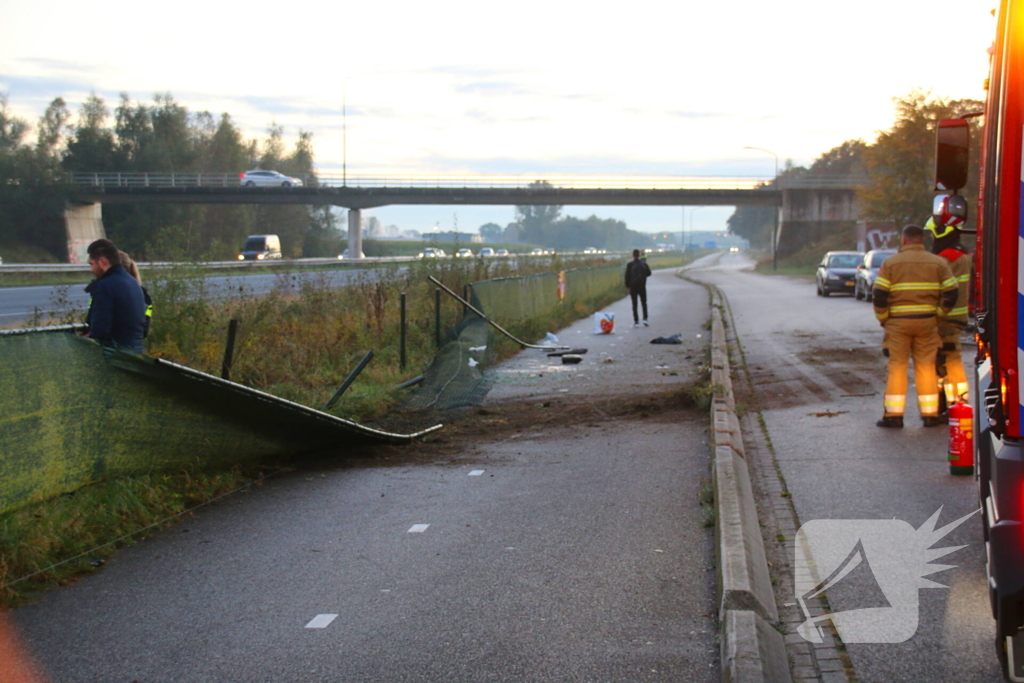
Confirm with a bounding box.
[10,266,718,682]
[0,267,397,327]
[690,253,1001,683]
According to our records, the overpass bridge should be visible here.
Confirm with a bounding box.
[65,173,866,262]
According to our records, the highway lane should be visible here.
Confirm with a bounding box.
[690,253,1001,683]
[0,266,402,327]
[11,268,719,682]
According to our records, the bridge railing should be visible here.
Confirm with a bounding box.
[70,172,868,191]
[72,172,783,191]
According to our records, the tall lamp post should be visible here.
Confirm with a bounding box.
[689,206,708,248]
[743,146,779,271]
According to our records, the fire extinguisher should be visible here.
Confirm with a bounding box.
[948,401,975,476]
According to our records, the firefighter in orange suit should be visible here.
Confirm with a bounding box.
[925,216,972,413]
[872,224,958,428]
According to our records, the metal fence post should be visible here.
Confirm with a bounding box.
[435,288,442,348]
[221,319,238,380]
[400,292,407,370]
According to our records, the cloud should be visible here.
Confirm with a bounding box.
[0,74,103,99]
[455,81,530,96]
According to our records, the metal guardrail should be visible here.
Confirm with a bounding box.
[0,251,630,274]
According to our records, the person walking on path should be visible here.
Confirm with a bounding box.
[625,249,652,327]
[84,238,148,353]
[872,224,958,428]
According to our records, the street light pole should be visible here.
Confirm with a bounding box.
[689,206,708,248]
[744,146,779,271]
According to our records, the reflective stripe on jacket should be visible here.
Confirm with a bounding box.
[937,248,971,324]
[872,243,957,324]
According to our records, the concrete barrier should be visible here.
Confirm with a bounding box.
[707,287,791,683]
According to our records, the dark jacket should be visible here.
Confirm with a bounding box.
[85,264,147,352]
[625,258,652,290]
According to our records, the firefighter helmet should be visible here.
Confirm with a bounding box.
[928,195,968,238]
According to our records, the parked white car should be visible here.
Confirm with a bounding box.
[239,170,303,187]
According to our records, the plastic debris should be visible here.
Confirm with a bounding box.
[650,334,682,344]
[561,355,583,364]
[469,345,487,352]
[468,358,479,367]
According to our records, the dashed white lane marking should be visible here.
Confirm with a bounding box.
[305,614,338,629]
[469,470,485,476]
[408,524,430,533]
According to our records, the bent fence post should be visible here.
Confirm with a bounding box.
[324,351,374,411]
[427,276,570,351]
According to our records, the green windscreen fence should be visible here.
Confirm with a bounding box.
[0,326,439,516]
[403,255,686,412]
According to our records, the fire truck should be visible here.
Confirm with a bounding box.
[937,0,1024,678]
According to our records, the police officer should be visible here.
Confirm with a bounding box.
[872,224,958,428]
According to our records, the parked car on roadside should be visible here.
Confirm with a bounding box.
[239,170,303,187]
[854,249,898,302]
[815,250,863,297]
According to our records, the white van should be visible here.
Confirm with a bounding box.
[238,234,282,261]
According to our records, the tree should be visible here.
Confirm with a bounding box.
[809,139,867,177]
[515,181,562,244]
[479,222,502,242]
[64,92,119,172]
[859,90,983,227]
[0,95,70,259]
[36,97,69,161]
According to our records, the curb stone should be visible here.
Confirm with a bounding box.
[707,286,791,683]
[699,275,855,683]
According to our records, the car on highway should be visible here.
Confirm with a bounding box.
[853,249,897,302]
[495,248,509,256]
[237,234,283,261]
[530,248,548,256]
[337,248,365,259]
[815,250,863,297]
[239,170,303,187]
[478,247,495,257]
[455,248,474,258]
[419,247,446,258]
[583,247,598,254]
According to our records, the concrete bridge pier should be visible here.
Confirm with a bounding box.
[65,203,106,264]
[777,187,859,259]
[347,208,363,259]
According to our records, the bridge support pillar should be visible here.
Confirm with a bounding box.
[65,203,106,264]
[347,208,363,259]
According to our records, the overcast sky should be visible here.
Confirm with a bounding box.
[0,0,995,235]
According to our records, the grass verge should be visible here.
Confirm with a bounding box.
[0,465,274,608]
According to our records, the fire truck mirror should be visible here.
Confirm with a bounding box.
[935,118,970,192]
